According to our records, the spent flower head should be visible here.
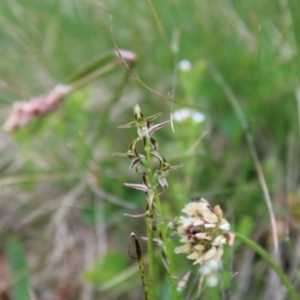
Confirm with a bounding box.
[174,197,234,265]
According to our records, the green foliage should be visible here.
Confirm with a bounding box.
[83,252,128,285]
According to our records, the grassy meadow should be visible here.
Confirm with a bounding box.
[0,0,300,299]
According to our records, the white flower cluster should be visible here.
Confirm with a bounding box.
[175,198,234,265]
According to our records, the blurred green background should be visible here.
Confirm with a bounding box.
[0,0,300,299]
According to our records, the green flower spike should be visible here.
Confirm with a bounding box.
[118,104,162,129]
[118,104,170,151]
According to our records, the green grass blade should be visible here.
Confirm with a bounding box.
[65,50,116,84]
[234,232,298,300]
[5,236,31,300]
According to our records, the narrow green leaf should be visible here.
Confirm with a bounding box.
[65,51,116,84]
[234,232,298,300]
[5,236,31,300]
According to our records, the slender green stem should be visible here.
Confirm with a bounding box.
[144,136,179,300]
[144,138,157,299]
[146,218,157,300]
[234,232,298,300]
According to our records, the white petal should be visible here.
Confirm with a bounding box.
[213,246,224,261]
[204,223,216,228]
[195,233,212,240]
[194,244,205,251]
[219,223,230,230]
[182,202,199,216]
[187,251,200,260]
[193,247,217,265]
[202,214,218,223]
[212,235,226,246]
[202,247,217,263]
[174,244,191,254]
[182,218,193,228]
[193,219,204,226]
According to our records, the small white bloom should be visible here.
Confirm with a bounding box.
[178,59,192,71]
[173,109,205,124]
[191,112,205,123]
[206,274,219,287]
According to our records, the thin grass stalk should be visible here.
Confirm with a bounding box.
[69,60,123,91]
[146,0,173,56]
[95,63,135,138]
[208,64,278,252]
[109,16,170,101]
[66,51,117,84]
